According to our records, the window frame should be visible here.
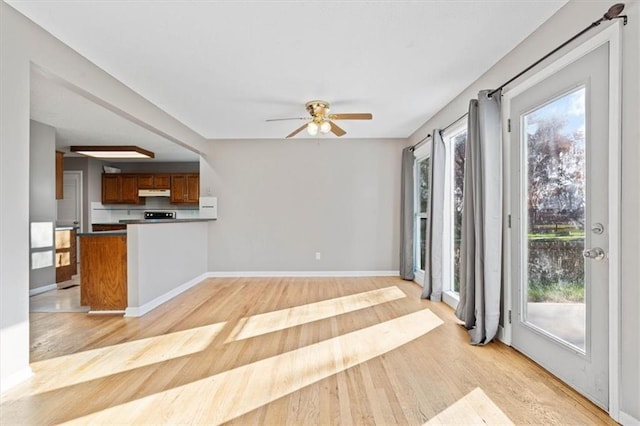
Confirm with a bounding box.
[441,119,468,309]
[412,139,431,286]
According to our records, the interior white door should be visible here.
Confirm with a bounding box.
[57,171,82,230]
[509,43,609,409]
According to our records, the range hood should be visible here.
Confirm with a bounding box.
[138,189,170,197]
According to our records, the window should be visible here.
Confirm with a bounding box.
[412,140,431,285]
[441,121,468,307]
[451,129,467,293]
[416,156,431,272]
[411,120,467,308]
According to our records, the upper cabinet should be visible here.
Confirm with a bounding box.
[170,174,199,204]
[137,174,170,190]
[101,173,199,204]
[102,174,141,204]
[55,151,64,200]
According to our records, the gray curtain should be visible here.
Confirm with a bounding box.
[400,147,415,280]
[422,130,446,301]
[455,90,503,345]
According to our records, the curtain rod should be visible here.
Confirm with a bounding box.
[488,3,627,98]
[410,112,469,151]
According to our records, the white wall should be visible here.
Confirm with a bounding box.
[29,120,57,290]
[1,3,32,390]
[0,1,207,390]
[200,138,403,273]
[126,222,208,316]
[409,1,639,421]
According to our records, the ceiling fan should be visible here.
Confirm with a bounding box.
[266,100,372,138]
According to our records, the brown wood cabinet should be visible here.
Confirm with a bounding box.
[80,234,127,311]
[102,174,141,204]
[55,151,64,200]
[92,224,127,232]
[101,173,199,204]
[55,228,77,283]
[170,174,199,204]
[137,173,170,189]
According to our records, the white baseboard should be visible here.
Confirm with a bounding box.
[123,271,398,317]
[413,270,425,286]
[1,366,33,394]
[88,310,125,315]
[619,411,640,426]
[206,270,399,278]
[29,283,57,296]
[124,272,209,317]
[442,291,459,310]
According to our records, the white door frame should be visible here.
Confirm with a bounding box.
[501,23,622,420]
[61,170,83,232]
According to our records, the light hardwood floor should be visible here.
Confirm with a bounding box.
[2,277,613,425]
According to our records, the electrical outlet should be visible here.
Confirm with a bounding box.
[315,252,321,260]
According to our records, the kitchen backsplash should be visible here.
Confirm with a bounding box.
[91,199,200,224]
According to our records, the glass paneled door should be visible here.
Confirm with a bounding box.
[509,43,610,409]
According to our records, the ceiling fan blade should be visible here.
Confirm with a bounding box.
[329,121,346,137]
[286,123,308,138]
[266,117,307,122]
[328,113,372,120]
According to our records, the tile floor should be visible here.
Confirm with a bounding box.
[30,274,89,313]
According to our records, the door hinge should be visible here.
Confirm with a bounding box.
[507,118,511,132]
[508,214,511,228]
[508,310,512,324]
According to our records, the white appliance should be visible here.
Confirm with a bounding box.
[199,197,217,219]
[138,189,170,197]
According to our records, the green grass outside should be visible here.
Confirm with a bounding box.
[528,282,584,303]
[527,224,585,302]
[528,232,584,241]
[528,226,584,241]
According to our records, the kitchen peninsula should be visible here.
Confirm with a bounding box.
[78,219,211,315]
[79,230,127,311]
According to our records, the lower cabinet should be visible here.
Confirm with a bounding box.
[80,234,127,311]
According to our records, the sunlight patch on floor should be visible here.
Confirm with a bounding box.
[226,285,407,342]
[59,308,443,425]
[6,322,226,399]
[424,387,514,425]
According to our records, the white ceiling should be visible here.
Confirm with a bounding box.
[10,0,567,143]
[30,68,201,161]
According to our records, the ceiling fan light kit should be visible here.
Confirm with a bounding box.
[266,100,373,138]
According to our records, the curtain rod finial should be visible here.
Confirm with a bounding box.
[604,3,625,20]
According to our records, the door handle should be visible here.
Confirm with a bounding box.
[583,247,606,260]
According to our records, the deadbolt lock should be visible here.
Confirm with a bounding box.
[591,223,604,234]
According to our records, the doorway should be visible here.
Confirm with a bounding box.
[507,34,620,411]
[57,171,82,231]
[31,170,87,313]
